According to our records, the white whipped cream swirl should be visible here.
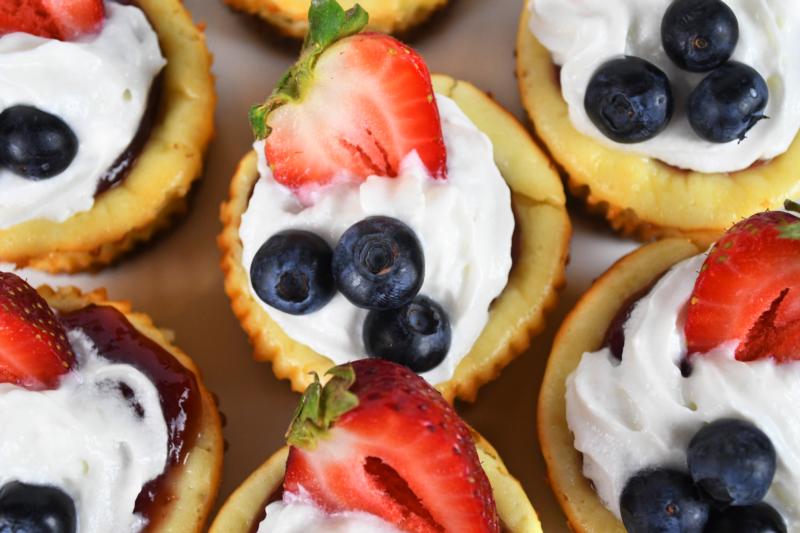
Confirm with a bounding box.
[257,491,403,533]
[239,95,514,386]
[0,329,169,533]
[566,254,800,529]
[0,1,165,229]
[528,0,800,173]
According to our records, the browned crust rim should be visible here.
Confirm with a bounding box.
[38,285,224,532]
[515,3,800,248]
[222,0,450,38]
[537,238,703,533]
[208,430,542,532]
[0,0,216,273]
[217,74,571,403]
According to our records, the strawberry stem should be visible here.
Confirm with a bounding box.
[286,364,359,449]
[249,0,369,139]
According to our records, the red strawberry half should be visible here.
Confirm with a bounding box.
[0,0,104,41]
[685,211,800,362]
[249,0,446,196]
[282,359,500,533]
[0,272,75,390]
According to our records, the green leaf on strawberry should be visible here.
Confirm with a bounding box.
[249,0,368,140]
[248,0,446,194]
[281,360,500,532]
[286,364,358,450]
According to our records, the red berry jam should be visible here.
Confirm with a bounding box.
[60,304,201,530]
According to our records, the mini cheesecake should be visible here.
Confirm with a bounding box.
[0,0,214,272]
[209,360,542,532]
[540,210,800,531]
[220,0,570,403]
[517,1,800,247]
[0,274,223,532]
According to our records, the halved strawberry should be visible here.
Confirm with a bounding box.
[282,359,499,533]
[0,272,75,390]
[249,0,446,196]
[685,211,800,362]
[0,0,104,41]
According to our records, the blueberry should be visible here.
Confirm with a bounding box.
[661,0,739,72]
[0,481,76,533]
[687,419,776,506]
[705,503,787,533]
[363,295,450,373]
[620,469,709,533]
[333,216,424,310]
[0,105,78,179]
[584,57,673,144]
[250,230,335,315]
[688,62,768,143]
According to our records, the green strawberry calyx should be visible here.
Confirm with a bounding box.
[249,0,368,139]
[781,200,800,240]
[285,364,359,450]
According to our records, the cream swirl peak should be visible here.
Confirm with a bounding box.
[0,1,165,229]
[528,0,800,173]
[258,491,404,533]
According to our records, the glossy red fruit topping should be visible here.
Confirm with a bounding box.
[249,0,446,196]
[0,272,75,390]
[0,0,104,41]
[685,211,800,362]
[283,359,500,533]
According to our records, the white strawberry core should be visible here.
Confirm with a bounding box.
[567,253,800,527]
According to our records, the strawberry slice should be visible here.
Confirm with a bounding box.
[0,0,104,41]
[282,359,500,533]
[0,272,75,390]
[685,211,800,362]
[249,0,446,196]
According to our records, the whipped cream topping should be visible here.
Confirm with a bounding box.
[528,0,800,173]
[257,491,403,533]
[239,94,514,385]
[0,1,165,230]
[0,329,169,533]
[566,254,800,528]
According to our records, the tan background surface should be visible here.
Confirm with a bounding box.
[11,0,640,530]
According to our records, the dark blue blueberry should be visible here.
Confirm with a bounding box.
[705,503,787,533]
[0,106,78,179]
[584,56,673,144]
[333,216,424,310]
[688,62,769,143]
[250,230,335,315]
[363,295,450,373]
[687,419,776,506]
[620,469,709,533]
[0,481,76,533]
[661,0,739,72]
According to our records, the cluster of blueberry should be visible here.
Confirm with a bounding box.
[621,419,786,533]
[0,105,78,180]
[0,481,75,532]
[584,0,768,145]
[250,216,451,373]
